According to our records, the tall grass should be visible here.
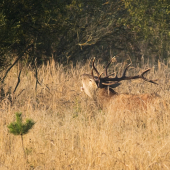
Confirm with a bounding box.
[0,58,170,170]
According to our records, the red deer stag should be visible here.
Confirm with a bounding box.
[81,58,159,111]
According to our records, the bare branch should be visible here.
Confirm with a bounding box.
[1,44,33,84]
[13,69,22,94]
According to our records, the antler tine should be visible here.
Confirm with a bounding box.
[104,57,116,76]
[104,73,116,79]
[141,68,151,76]
[91,67,94,79]
[92,58,100,77]
[122,64,131,77]
[105,57,113,76]
[91,58,102,87]
[101,64,132,86]
[140,69,158,84]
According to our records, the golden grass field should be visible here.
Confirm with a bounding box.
[1,58,170,170]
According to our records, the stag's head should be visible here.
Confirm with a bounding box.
[81,58,158,100]
[81,74,98,98]
[81,57,117,99]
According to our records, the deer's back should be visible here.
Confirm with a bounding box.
[96,89,160,111]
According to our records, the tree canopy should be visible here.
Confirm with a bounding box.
[0,0,170,71]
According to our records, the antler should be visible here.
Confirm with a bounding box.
[91,58,158,87]
[91,57,116,87]
[91,58,100,77]
[104,57,116,77]
[91,58,103,87]
[102,64,158,85]
[91,57,116,77]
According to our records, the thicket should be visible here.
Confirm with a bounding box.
[0,0,170,71]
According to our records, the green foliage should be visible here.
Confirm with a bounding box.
[8,112,35,136]
[122,0,170,59]
[123,0,170,35]
[1,0,170,72]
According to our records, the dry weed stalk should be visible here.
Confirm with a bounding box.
[0,58,170,169]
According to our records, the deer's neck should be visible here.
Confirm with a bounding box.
[95,88,117,108]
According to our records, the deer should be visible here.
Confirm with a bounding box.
[81,58,160,112]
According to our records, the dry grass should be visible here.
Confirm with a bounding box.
[1,58,170,170]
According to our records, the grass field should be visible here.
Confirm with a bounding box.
[0,58,170,170]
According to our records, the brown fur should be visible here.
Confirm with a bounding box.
[96,88,159,110]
